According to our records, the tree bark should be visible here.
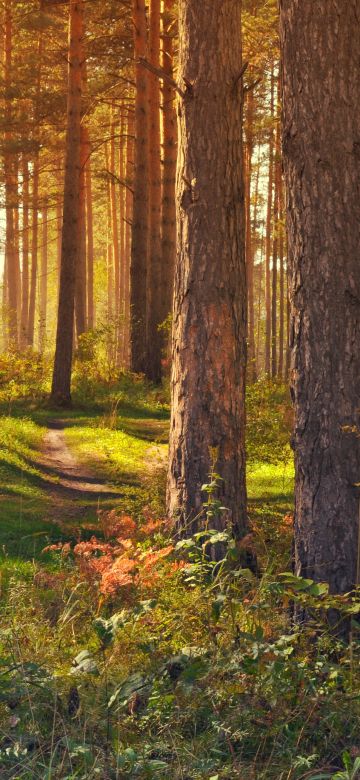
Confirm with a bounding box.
[84,128,94,329]
[130,0,149,374]
[123,109,134,368]
[265,68,275,376]
[280,0,360,595]
[75,124,87,338]
[39,201,48,351]
[245,87,257,382]
[271,114,281,379]
[167,0,248,538]
[4,0,18,346]
[160,0,177,337]
[147,0,162,382]
[20,155,30,348]
[27,31,43,348]
[51,0,84,405]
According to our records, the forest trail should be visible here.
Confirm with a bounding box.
[40,420,123,523]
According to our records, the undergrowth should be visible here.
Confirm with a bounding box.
[1,376,358,779]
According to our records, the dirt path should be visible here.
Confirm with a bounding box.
[40,421,123,523]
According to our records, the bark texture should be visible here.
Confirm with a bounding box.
[167,0,248,537]
[280,0,360,593]
[130,0,149,374]
[51,0,83,405]
[161,0,177,330]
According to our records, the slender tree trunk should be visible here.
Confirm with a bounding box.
[271,115,281,379]
[56,161,62,290]
[123,109,134,368]
[167,0,248,538]
[245,87,257,382]
[265,68,275,376]
[27,155,39,347]
[161,0,177,335]
[278,171,284,379]
[118,118,126,363]
[4,0,18,346]
[110,105,120,324]
[20,155,29,348]
[51,0,84,405]
[83,128,94,329]
[39,201,48,351]
[147,0,162,382]
[280,0,360,596]
[130,0,149,374]
[27,31,43,348]
[105,143,114,320]
[75,124,87,338]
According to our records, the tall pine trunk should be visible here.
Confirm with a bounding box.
[39,201,48,351]
[147,0,162,382]
[84,128,94,329]
[4,0,18,346]
[130,0,149,374]
[280,0,360,595]
[160,0,177,336]
[265,69,274,376]
[51,0,84,405]
[245,87,256,381]
[167,0,248,538]
[20,155,29,348]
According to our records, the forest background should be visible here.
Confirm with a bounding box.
[0,2,359,780]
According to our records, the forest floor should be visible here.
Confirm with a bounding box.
[3,384,357,780]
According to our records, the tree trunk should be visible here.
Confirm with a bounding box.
[75,124,87,338]
[27,155,39,347]
[20,155,30,348]
[110,105,120,323]
[27,31,43,348]
[278,170,284,379]
[161,0,177,338]
[130,0,149,374]
[167,0,248,538]
[245,87,256,382]
[51,0,84,406]
[105,143,114,320]
[271,115,281,379]
[84,128,94,329]
[39,201,48,351]
[118,118,126,363]
[123,109,134,368]
[4,0,18,346]
[147,0,162,382]
[280,0,360,595]
[265,68,275,376]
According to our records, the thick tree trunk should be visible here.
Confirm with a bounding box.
[280,0,360,594]
[130,0,149,374]
[51,0,84,405]
[20,155,29,348]
[39,201,48,351]
[167,0,248,538]
[147,0,162,382]
[161,0,177,336]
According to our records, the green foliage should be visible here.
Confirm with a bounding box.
[246,380,293,465]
